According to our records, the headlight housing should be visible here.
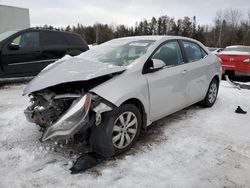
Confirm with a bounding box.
[41,93,92,142]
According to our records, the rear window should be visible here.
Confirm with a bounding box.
[223,47,250,53]
[65,34,85,46]
[40,31,68,46]
[183,41,207,62]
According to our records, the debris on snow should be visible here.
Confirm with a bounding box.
[70,152,105,174]
[235,106,247,114]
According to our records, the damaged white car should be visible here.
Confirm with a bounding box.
[24,36,222,159]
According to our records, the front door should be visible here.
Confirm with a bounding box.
[1,31,43,76]
[146,40,189,121]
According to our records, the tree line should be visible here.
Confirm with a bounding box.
[40,9,250,47]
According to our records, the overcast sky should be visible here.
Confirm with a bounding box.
[0,0,249,27]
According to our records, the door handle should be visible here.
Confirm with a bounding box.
[181,69,188,75]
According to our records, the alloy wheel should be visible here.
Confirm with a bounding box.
[208,82,218,104]
[112,111,138,149]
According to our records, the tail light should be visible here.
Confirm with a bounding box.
[243,59,250,63]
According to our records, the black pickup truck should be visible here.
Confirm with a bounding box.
[0,28,89,79]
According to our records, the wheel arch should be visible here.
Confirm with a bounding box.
[212,74,220,84]
[121,98,147,131]
[202,74,220,101]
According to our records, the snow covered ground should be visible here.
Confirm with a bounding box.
[0,81,250,188]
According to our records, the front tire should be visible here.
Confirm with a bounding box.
[111,104,141,155]
[202,78,219,107]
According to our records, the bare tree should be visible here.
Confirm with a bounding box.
[224,9,242,28]
[214,10,223,47]
[243,9,250,44]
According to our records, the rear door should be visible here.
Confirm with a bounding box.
[181,40,210,104]
[40,31,68,67]
[1,31,43,75]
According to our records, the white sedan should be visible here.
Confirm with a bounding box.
[24,36,222,157]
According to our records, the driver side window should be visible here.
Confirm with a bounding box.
[152,41,183,66]
[12,32,39,48]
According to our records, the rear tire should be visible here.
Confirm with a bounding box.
[202,78,219,107]
[110,104,141,155]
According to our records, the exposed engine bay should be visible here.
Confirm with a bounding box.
[26,91,77,128]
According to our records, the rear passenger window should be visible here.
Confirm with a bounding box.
[41,32,68,46]
[66,34,85,46]
[201,48,208,58]
[183,41,205,62]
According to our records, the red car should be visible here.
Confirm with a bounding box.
[217,45,250,77]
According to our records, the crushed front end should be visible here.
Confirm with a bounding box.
[24,83,115,157]
[25,92,93,141]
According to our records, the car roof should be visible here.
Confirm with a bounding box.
[20,28,78,35]
[110,35,199,42]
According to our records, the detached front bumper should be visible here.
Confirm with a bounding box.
[25,94,92,142]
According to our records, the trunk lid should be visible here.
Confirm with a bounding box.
[217,52,250,73]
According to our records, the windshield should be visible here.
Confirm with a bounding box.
[0,31,17,42]
[223,46,250,53]
[79,39,155,66]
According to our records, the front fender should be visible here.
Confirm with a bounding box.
[90,69,150,124]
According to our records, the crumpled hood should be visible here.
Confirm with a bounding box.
[23,56,126,94]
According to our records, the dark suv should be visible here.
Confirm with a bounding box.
[0,28,89,79]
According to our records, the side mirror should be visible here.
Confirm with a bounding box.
[147,59,166,73]
[144,59,166,74]
[8,43,20,50]
[152,59,166,69]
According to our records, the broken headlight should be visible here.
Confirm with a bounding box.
[41,93,92,142]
